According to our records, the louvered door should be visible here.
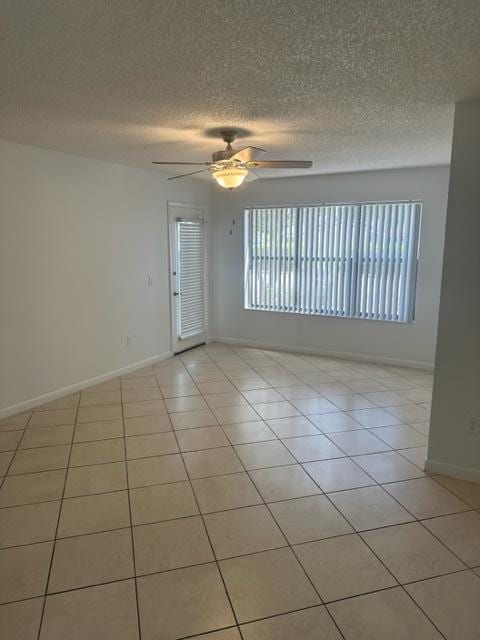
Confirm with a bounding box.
[169,204,207,353]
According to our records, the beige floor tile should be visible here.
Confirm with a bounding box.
[125,432,178,459]
[203,392,248,409]
[0,451,13,475]
[70,438,124,466]
[329,485,413,530]
[192,473,262,513]
[345,379,388,393]
[0,470,65,507]
[77,404,122,424]
[241,606,341,640]
[58,490,130,537]
[79,390,121,407]
[19,425,73,449]
[347,407,402,428]
[160,382,200,398]
[309,411,362,433]
[205,505,286,559]
[282,434,345,463]
[197,381,236,395]
[362,521,464,583]
[303,457,374,492]
[328,429,390,455]
[0,598,44,640]
[130,481,198,525]
[183,446,244,479]
[269,494,352,544]
[212,405,260,425]
[9,445,70,475]
[0,541,53,604]
[234,441,295,470]
[0,430,23,452]
[128,454,187,487]
[328,587,442,640]
[123,400,167,419]
[29,409,76,427]
[73,418,124,442]
[40,580,139,640]
[134,516,213,574]
[410,420,430,435]
[252,401,301,421]
[385,403,430,423]
[434,475,480,508]
[295,533,395,601]
[371,425,428,449]
[165,395,208,412]
[353,450,425,483]
[171,408,218,429]
[222,420,276,445]
[64,461,127,497]
[384,477,470,518]
[241,389,285,404]
[124,413,172,436]
[122,388,163,403]
[312,382,353,396]
[249,464,321,502]
[0,501,60,548]
[423,511,480,566]
[289,397,338,415]
[398,445,427,469]
[406,570,480,640]
[176,426,229,451]
[266,415,320,438]
[121,375,159,390]
[220,547,319,623]
[363,390,409,406]
[0,411,32,429]
[137,563,234,640]
[193,629,241,640]
[277,385,321,400]
[48,528,134,592]
[233,379,272,391]
[329,394,375,411]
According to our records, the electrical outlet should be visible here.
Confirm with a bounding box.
[466,416,480,435]
[126,335,133,347]
[148,275,153,287]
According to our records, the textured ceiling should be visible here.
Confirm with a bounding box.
[1,0,480,179]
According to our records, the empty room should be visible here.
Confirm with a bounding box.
[1,2,479,639]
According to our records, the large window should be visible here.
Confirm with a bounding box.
[244,201,422,323]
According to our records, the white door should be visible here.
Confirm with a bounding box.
[169,203,207,354]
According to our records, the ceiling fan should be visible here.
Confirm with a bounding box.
[152,129,313,189]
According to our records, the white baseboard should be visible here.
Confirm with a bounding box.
[0,351,173,420]
[425,458,480,483]
[212,336,434,371]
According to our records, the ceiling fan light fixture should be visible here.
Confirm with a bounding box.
[212,166,248,189]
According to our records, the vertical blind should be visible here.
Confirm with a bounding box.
[244,201,422,323]
[177,219,206,339]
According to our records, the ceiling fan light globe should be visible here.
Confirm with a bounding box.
[212,167,248,189]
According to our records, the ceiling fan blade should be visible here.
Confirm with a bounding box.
[152,161,209,165]
[229,146,265,163]
[167,169,210,181]
[244,169,260,183]
[250,160,313,169]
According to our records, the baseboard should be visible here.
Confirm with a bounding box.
[212,336,434,371]
[424,458,480,483]
[0,351,173,420]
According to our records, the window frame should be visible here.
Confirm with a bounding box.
[244,200,422,324]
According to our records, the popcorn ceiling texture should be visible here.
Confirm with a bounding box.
[1,0,479,176]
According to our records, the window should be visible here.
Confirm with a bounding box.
[244,201,422,323]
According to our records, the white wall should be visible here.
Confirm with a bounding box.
[0,139,211,415]
[427,102,480,481]
[212,166,449,367]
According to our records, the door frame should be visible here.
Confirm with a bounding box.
[167,201,209,354]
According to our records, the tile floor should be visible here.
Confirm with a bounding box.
[0,343,479,639]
